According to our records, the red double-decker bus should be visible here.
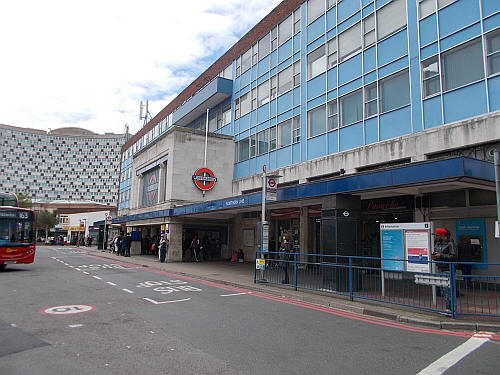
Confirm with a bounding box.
[0,193,36,269]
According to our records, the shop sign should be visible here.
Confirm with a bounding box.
[362,196,414,211]
[192,168,217,191]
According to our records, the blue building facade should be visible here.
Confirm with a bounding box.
[117,0,499,264]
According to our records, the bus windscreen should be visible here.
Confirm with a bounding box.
[0,210,35,246]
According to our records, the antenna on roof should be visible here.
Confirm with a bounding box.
[139,101,151,127]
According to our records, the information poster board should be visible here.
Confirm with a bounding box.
[456,219,487,269]
[380,223,432,273]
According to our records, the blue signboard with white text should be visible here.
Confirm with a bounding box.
[380,229,404,271]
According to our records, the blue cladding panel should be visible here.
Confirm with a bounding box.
[327,68,338,91]
[362,3,374,17]
[443,81,487,124]
[258,56,270,77]
[293,87,301,107]
[464,158,496,180]
[293,34,301,53]
[277,109,293,124]
[438,0,480,38]
[278,58,293,73]
[255,155,267,174]
[257,73,269,86]
[364,117,378,144]
[256,121,269,133]
[239,129,249,140]
[337,12,361,34]
[362,0,373,6]
[339,53,363,85]
[270,50,278,68]
[408,0,423,134]
[252,67,257,82]
[364,71,377,85]
[419,14,438,46]
[278,39,293,65]
[269,150,276,170]
[421,43,438,60]
[392,159,463,185]
[363,47,376,73]
[328,130,339,154]
[379,106,411,140]
[423,96,443,129]
[338,77,362,96]
[375,0,391,9]
[240,84,251,96]
[378,56,408,79]
[257,103,270,124]
[483,12,500,33]
[307,36,326,53]
[239,113,251,132]
[240,69,251,87]
[440,23,481,52]
[327,89,337,101]
[327,28,337,41]
[377,29,408,67]
[339,122,363,151]
[277,91,293,114]
[307,94,326,110]
[307,134,326,160]
[307,73,327,99]
[236,160,249,179]
[326,6,336,31]
[488,76,500,111]
[338,0,360,23]
[220,124,232,136]
[292,143,301,164]
[482,0,500,17]
[277,146,292,167]
[307,15,325,44]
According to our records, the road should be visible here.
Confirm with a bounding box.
[0,246,498,375]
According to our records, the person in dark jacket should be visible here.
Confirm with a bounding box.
[279,234,293,284]
[123,234,132,257]
[457,234,474,289]
[159,233,169,263]
[432,227,457,311]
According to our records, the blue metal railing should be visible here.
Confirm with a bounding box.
[254,251,500,319]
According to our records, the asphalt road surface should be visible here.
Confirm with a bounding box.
[1,246,498,375]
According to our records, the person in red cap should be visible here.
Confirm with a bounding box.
[432,227,457,311]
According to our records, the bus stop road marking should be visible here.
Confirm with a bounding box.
[220,292,253,297]
[122,289,134,294]
[143,297,191,305]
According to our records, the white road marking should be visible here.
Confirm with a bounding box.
[122,289,134,294]
[82,271,89,275]
[220,292,252,297]
[107,282,117,286]
[68,324,83,328]
[93,276,102,280]
[417,333,492,375]
[143,297,191,305]
[75,268,81,271]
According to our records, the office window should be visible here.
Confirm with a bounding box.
[259,33,270,60]
[340,89,363,126]
[249,135,256,158]
[327,99,338,130]
[251,88,257,111]
[438,0,456,8]
[279,15,292,45]
[241,49,252,73]
[257,80,270,107]
[339,22,361,62]
[308,105,326,137]
[222,64,232,79]
[271,27,278,51]
[235,56,241,77]
[327,0,337,9]
[240,93,251,116]
[308,0,325,24]
[270,126,277,150]
[270,76,277,100]
[293,8,301,34]
[293,61,301,87]
[363,14,375,48]
[419,0,435,19]
[380,70,410,113]
[278,65,293,95]
[252,43,259,65]
[487,31,500,76]
[278,119,292,147]
[442,39,484,91]
[422,56,440,97]
[377,0,407,40]
[327,38,337,69]
[292,116,301,143]
[257,130,269,155]
[222,105,231,126]
[307,44,326,79]
[364,83,377,118]
[238,138,249,161]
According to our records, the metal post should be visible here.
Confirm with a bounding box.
[294,253,298,291]
[261,165,266,259]
[495,150,500,223]
[102,221,107,251]
[349,257,354,301]
[450,263,456,319]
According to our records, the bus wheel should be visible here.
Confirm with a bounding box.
[0,265,6,270]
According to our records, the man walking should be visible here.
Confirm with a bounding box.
[432,227,457,311]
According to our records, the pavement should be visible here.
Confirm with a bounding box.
[79,245,500,333]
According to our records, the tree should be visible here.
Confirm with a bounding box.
[36,210,58,241]
[15,192,33,208]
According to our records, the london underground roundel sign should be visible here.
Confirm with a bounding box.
[192,168,217,191]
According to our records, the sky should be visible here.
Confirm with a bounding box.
[0,0,282,135]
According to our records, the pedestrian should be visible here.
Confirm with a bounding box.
[431,227,457,311]
[123,233,132,257]
[457,234,474,290]
[159,233,169,263]
[118,233,125,256]
[279,234,293,284]
[190,235,200,262]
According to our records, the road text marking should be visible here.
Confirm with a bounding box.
[106,282,117,286]
[93,276,102,280]
[122,289,134,294]
[40,305,96,316]
[143,297,191,305]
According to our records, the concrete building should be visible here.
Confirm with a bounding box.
[116,0,500,269]
[0,124,127,205]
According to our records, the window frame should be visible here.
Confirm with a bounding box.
[421,56,441,98]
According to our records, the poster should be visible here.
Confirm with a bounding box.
[456,219,487,269]
[380,229,404,271]
[405,230,430,273]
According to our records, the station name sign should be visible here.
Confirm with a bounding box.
[192,167,217,191]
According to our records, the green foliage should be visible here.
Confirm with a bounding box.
[15,192,33,208]
[36,210,58,230]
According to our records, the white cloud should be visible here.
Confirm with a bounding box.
[0,0,281,135]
